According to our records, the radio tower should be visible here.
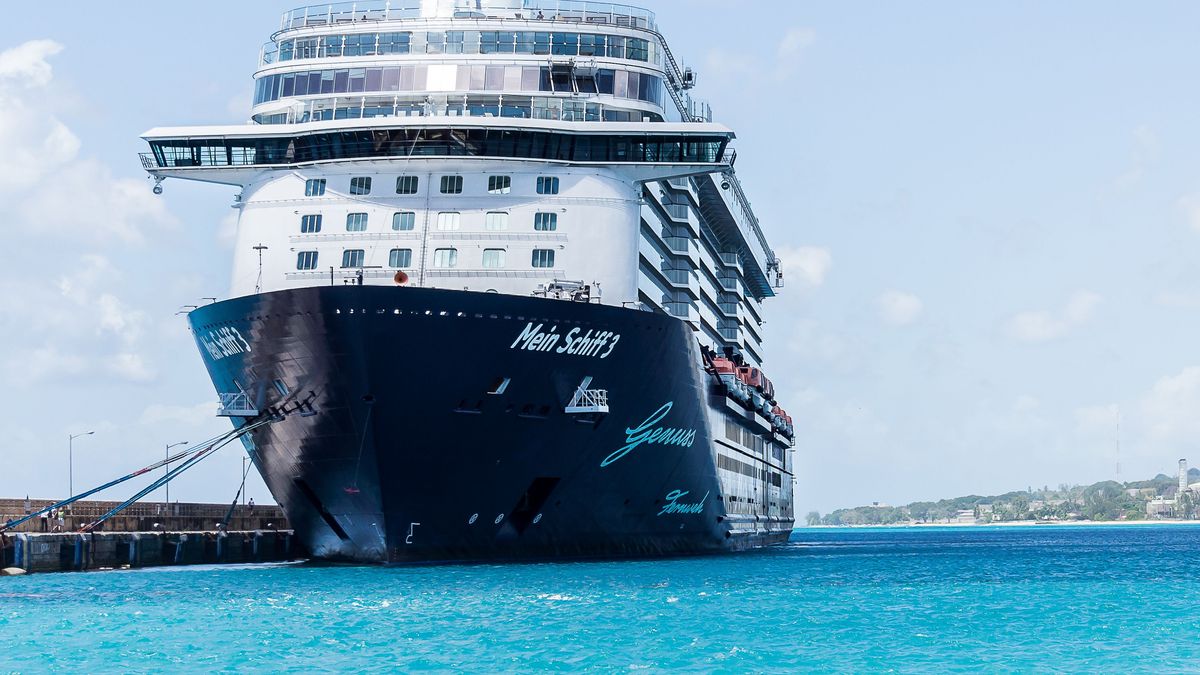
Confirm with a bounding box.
[1115,406,1121,479]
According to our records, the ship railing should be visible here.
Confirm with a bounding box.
[217,392,259,417]
[565,380,609,414]
[279,0,656,34]
[139,152,159,169]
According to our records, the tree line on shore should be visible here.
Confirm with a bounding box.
[806,469,1200,526]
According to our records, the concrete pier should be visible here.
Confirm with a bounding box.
[0,530,303,574]
[1,498,288,533]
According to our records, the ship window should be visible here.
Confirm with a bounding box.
[392,211,416,231]
[300,214,322,233]
[304,178,326,196]
[487,175,511,194]
[482,248,506,268]
[485,212,508,231]
[436,212,460,231]
[389,248,412,268]
[395,175,419,194]
[534,212,557,231]
[349,176,372,195]
[536,176,559,195]
[341,249,365,268]
[433,248,458,268]
[440,175,463,194]
[296,251,319,270]
[345,212,368,231]
[531,249,555,268]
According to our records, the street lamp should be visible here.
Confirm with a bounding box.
[68,431,94,498]
[164,441,189,505]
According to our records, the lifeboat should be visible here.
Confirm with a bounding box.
[711,357,750,403]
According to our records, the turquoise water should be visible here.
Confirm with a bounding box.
[3,525,1200,671]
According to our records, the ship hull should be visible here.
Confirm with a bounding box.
[188,286,790,563]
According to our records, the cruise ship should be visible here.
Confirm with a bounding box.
[140,0,795,562]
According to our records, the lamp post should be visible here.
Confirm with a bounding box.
[68,431,94,498]
[164,441,189,506]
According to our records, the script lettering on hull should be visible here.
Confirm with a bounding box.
[602,402,697,467]
[199,327,251,361]
[510,322,620,359]
[657,490,709,516]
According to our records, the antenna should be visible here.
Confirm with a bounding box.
[1115,406,1121,479]
[252,244,269,293]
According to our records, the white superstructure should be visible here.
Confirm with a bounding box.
[141,0,783,367]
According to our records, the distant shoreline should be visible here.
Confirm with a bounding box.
[798,519,1200,528]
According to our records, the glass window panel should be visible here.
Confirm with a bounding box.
[533,32,551,55]
[348,68,365,92]
[296,251,319,270]
[608,36,626,59]
[596,69,614,94]
[516,32,535,54]
[440,175,463,194]
[395,175,419,194]
[485,212,508,230]
[304,178,326,196]
[382,67,400,91]
[470,65,486,90]
[389,248,412,267]
[294,74,309,96]
[433,248,458,268]
[436,211,460,230]
[392,211,416,230]
[534,212,557,231]
[484,66,505,91]
[300,214,322,233]
[482,249,505,268]
[487,175,511,194]
[536,176,559,194]
[531,249,555,267]
[346,212,369,231]
[349,176,372,195]
[341,249,364,268]
[365,68,382,91]
[282,74,295,97]
[320,71,335,94]
[333,70,349,92]
[614,70,628,98]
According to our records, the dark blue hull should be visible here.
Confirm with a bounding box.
[188,286,791,562]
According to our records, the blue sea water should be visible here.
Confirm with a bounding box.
[2,525,1200,672]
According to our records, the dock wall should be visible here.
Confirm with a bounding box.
[1,499,288,534]
[0,530,302,574]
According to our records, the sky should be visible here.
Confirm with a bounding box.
[2,2,1200,515]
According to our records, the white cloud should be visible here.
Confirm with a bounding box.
[1113,125,1158,191]
[1075,403,1118,435]
[774,27,816,80]
[1141,367,1200,441]
[226,90,252,121]
[1006,291,1101,342]
[139,401,219,427]
[877,289,923,326]
[0,39,62,87]
[1178,194,1200,232]
[776,245,832,288]
[0,40,174,241]
[1013,395,1040,413]
[217,211,239,248]
[777,27,816,60]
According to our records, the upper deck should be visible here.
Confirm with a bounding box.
[276,1,656,37]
